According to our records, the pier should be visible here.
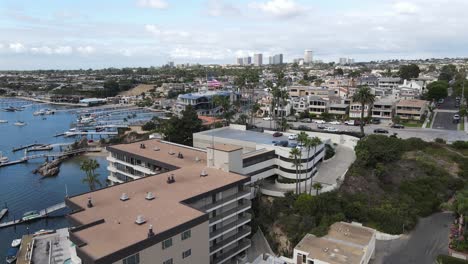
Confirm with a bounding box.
[12,143,45,152]
[0,202,66,229]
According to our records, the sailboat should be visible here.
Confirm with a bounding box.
[0,152,8,164]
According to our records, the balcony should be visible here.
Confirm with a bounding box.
[212,239,251,264]
[107,175,124,184]
[210,214,251,241]
[107,156,156,175]
[202,190,250,213]
[107,166,141,180]
[210,226,251,255]
[209,202,251,226]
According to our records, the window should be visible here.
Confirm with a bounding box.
[181,230,191,240]
[163,259,173,264]
[122,253,139,264]
[182,249,191,259]
[162,238,172,249]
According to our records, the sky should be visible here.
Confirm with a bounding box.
[1,0,468,70]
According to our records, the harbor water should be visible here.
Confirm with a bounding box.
[0,99,109,260]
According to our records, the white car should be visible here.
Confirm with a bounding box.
[288,134,298,140]
[313,119,326,124]
[325,127,339,132]
[329,121,341,125]
[262,116,273,121]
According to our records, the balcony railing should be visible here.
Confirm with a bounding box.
[209,202,251,226]
[209,214,251,241]
[202,190,250,213]
[210,226,251,255]
[107,156,156,175]
[212,239,251,264]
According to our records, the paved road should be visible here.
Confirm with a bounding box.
[432,111,458,131]
[372,212,453,264]
[253,118,468,143]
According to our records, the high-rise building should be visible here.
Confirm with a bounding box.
[243,56,252,65]
[236,58,243,65]
[272,54,283,65]
[167,61,174,67]
[339,58,348,65]
[304,50,313,64]
[268,56,273,65]
[253,54,263,66]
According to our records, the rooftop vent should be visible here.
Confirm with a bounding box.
[168,149,175,155]
[323,248,329,252]
[120,193,129,201]
[153,146,160,151]
[145,192,155,200]
[87,197,93,208]
[200,169,208,177]
[167,174,175,184]
[177,152,184,159]
[344,232,349,236]
[195,156,200,162]
[135,215,146,225]
[147,224,155,238]
[140,143,146,149]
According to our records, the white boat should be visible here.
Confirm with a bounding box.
[14,121,26,126]
[11,239,21,247]
[0,120,7,123]
[33,229,55,237]
[0,152,8,163]
[33,110,45,116]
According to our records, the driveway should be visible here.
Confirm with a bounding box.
[314,145,356,185]
[372,212,453,264]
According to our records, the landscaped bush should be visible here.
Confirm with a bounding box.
[452,141,468,150]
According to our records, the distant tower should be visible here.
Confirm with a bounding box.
[304,50,313,64]
[254,54,263,66]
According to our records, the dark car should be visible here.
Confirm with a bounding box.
[297,125,311,131]
[371,118,381,124]
[317,125,326,130]
[391,124,405,129]
[274,140,289,147]
[373,128,389,134]
[288,142,298,148]
[273,132,283,137]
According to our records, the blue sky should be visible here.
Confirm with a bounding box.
[1,0,468,70]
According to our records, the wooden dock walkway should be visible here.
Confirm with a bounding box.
[12,143,44,152]
[0,202,66,229]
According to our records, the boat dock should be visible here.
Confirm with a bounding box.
[16,234,33,264]
[0,159,28,168]
[12,143,45,152]
[0,202,66,229]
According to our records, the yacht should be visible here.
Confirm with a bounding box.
[0,120,7,123]
[11,238,21,248]
[14,121,26,126]
[45,109,56,115]
[21,210,40,221]
[0,152,8,163]
[33,109,45,116]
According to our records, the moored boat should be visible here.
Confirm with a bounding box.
[11,238,21,248]
[33,229,55,237]
[5,247,18,264]
[21,210,40,221]
[14,121,26,126]
[0,120,8,123]
[0,152,9,163]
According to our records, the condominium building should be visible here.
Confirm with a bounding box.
[304,50,313,64]
[271,54,283,65]
[328,103,349,117]
[254,54,263,66]
[175,90,240,116]
[349,102,370,118]
[288,86,334,98]
[293,222,376,264]
[243,57,252,65]
[68,139,252,264]
[395,99,429,120]
[378,77,401,90]
[308,96,328,115]
[372,100,394,120]
[236,58,243,66]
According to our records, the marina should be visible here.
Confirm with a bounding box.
[0,202,66,229]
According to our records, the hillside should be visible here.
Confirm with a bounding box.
[119,84,156,96]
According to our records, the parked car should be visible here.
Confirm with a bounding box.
[453,114,460,120]
[263,116,273,121]
[288,134,298,140]
[329,121,341,125]
[272,132,283,137]
[313,119,326,124]
[300,118,312,123]
[297,125,311,131]
[274,140,289,147]
[288,142,298,148]
[325,127,339,132]
[286,116,297,122]
[374,128,389,134]
[317,124,326,130]
[371,118,381,124]
[344,120,355,126]
[391,124,405,129]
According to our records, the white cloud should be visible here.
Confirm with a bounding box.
[249,0,303,18]
[145,24,190,40]
[30,46,72,55]
[206,0,241,17]
[9,43,26,53]
[393,1,420,14]
[137,0,168,9]
[77,46,96,55]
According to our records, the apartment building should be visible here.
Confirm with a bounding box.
[395,99,429,120]
[328,103,349,117]
[372,100,394,120]
[288,86,333,98]
[293,222,376,264]
[308,96,328,115]
[378,77,401,90]
[349,102,370,118]
[175,90,240,116]
[68,140,252,264]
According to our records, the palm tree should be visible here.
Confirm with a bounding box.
[352,86,376,135]
[289,147,301,194]
[312,182,323,196]
[306,137,322,194]
[80,159,102,191]
[277,117,289,132]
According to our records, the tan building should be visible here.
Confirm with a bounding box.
[395,99,428,120]
[293,222,376,264]
[288,86,334,98]
[67,140,251,264]
[372,100,394,120]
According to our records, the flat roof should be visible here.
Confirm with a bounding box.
[68,140,248,262]
[397,99,428,107]
[208,143,243,152]
[198,127,291,147]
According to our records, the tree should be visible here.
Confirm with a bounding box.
[160,105,203,146]
[312,182,323,196]
[352,86,375,135]
[289,147,302,194]
[213,95,234,123]
[305,137,322,195]
[80,159,102,191]
[426,81,449,101]
[277,117,289,132]
[399,64,420,80]
[438,64,458,82]
[334,68,344,76]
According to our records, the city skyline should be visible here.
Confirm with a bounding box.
[1,0,468,70]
